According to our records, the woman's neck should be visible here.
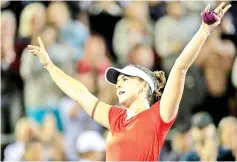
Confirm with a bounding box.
[126,98,150,119]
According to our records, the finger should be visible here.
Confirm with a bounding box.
[28,50,37,56]
[27,45,40,51]
[38,37,45,49]
[28,49,39,55]
[28,49,38,53]
[222,4,231,15]
[205,4,210,12]
[214,2,225,13]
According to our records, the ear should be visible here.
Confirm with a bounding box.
[141,81,149,92]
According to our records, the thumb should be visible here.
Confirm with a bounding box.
[38,37,45,50]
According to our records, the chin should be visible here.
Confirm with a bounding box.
[118,98,131,108]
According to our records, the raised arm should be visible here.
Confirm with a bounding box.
[28,38,111,129]
[160,3,232,122]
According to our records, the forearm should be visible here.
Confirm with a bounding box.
[45,63,98,111]
[175,24,211,70]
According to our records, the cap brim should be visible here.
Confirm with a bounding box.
[105,66,155,92]
[104,67,122,85]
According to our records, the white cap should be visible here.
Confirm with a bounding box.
[76,131,105,153]
[105,65,155,92]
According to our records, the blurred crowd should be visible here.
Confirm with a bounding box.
[1,1,237,161]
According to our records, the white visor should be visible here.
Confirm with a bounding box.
[105,66,155,92]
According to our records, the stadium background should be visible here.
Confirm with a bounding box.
[1,1,237,161]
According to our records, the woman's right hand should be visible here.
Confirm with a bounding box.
[28,37,53,68]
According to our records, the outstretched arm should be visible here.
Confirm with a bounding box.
[28,38,111,129]
[160,3,231,122]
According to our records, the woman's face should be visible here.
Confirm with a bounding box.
[116,74,144,107]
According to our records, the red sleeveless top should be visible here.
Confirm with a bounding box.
[106,101,176,161]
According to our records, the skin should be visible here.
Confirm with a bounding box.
[27,3,231,128]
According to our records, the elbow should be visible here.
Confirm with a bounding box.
[174,59,189,74]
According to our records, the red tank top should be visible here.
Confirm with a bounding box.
[106,101,176,161]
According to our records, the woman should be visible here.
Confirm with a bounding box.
[28,3,231,161]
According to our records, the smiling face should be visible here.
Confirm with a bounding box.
[116,74,147,107]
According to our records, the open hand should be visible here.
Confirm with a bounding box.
[28,37,52,67]
[201,2,232,31]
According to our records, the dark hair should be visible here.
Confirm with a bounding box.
[191,112,213,129]
[131,65,166,103]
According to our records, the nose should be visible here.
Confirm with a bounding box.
[116,83,121,89]
[116,81,122,89]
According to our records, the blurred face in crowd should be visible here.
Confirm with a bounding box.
[125,1,148,22]
[84,35,107,63]
[34,7,46,34]
[191,124,218,159]
[15,118,39,142]
[31,25,58,48]
[1,11,16,61]
[47,2,70,29]
[166,2,184,18]
[221,14,235,34]
[41,26,58,48]
[116,74,147,107]
[171,131,190,153]
[129,45,154,69]
[219,117,237,150]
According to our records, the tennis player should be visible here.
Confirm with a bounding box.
[28,3,231,161]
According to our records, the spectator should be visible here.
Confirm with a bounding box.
[218,116,237,160]
[76,34,117,104]
[40,114,64,160]
[1,10,21,139]
[159,125,191,161]
[154,1,185,59]
[4,117,39,161]
[59,35,114,160]
[194,14,236,125]
[20,25,74,131]
[76,131,106,161]
[196,15,236,97]
[88,1,122,62]
[181,112,235,161]
[128,44,155,70]
[47,1,89,61]
[18,3,46,39]
[59,97,103,160]
[113,1,153,66]
[1,10,16,67]
[14,3,47,118]
[23,138,44,161]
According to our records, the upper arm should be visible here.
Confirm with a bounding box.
[75,89,111,129]
[160,62,187,123]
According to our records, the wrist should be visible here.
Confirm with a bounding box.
[45,62,54,70]
[200,23,211,36]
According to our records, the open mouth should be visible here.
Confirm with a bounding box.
[119,91,125,95]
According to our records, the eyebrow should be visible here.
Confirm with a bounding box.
[117,74,137,82]
[117,75,126,82]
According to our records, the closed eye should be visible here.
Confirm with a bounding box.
[123,78,128,81]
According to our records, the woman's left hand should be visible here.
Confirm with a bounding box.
[201,2,232,31]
